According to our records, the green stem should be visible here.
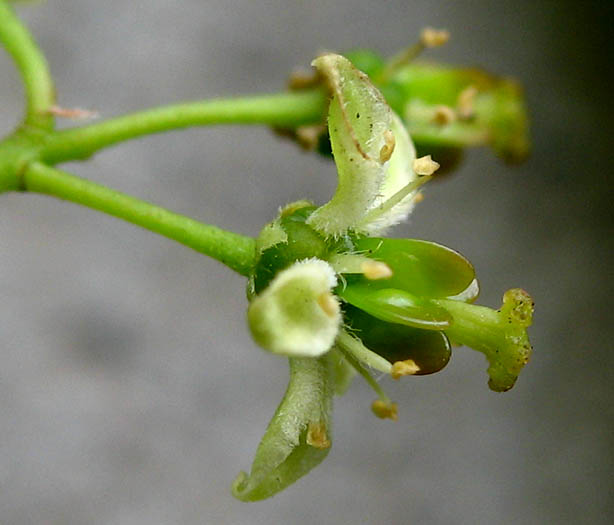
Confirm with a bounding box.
[0,0,55,129]
[40,90,327,163]
[22,162,256,275]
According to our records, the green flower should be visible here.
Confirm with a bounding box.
[234,53,533,501]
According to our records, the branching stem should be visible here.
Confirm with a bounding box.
[22,162,256,276]
[41,90,326,163]
[0,0,55,129]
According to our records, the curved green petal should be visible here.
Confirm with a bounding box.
[339,285,452,330]
[248,259,341,357]
[232,356,333,501]
[351,237,475,298]
[306,54,392,236]
[343,304,451,375]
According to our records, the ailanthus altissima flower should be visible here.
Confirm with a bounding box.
[232,53,533,502]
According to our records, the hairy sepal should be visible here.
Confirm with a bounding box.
[232,356,333,501]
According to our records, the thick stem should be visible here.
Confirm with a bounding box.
[22,162,256,276]
[0,1,55,129]
[40,90,327,163]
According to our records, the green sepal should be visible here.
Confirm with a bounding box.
[252,204,327,295]
[232,356,333,501]
[339,284,452,330]
[436,288,534,391]
[343,304,451,375]
[351,237,475,298]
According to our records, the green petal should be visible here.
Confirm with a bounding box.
[358,113,420,234]
[351,237,475,298]
[344,304,451,375]
[306,54,392,236]
[248,259,341,357]
[339,285,452,330]
[232,356,333,501]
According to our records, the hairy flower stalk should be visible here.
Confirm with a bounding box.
[238,53,534,500]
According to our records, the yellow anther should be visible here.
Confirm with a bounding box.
[307,421,331,449]
[413,191,425,204]
[317,292,340,318]
[371,399,398,421]
[295,124,326,150]
[420,27,451,48]
[379,129,396,163]
[432,105,457,125]
[457,85,478,119]
[361,260,393,280]
[391,359,421,379]
[288,68,321,90]
[413,155,440,176]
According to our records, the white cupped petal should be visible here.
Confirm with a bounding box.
[248,259,341,357]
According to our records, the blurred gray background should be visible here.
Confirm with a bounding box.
[1,1,612,523]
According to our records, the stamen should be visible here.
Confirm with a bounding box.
[378,27,450,83]
[306,421,331,449]
[361,260,393,280]
[379,129,396,163]
[413,155,440,176]
[432,105,457,125]
[391,359,421,380]
[420,27,451,48]
[371,400,398,421]
[457,86,478,119]
[358,175,431,228]
[317,292,340,318]
[295,124,326,150]
[288,68,321,90]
